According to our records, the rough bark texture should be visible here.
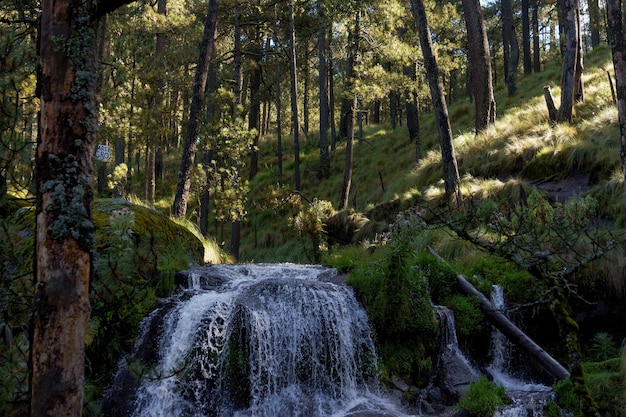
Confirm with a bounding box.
[558,0,579,122]
[33,1,134,416]
[462,0,496,133]
[410,0,462,207]
[607,0,626,213]
[172,0,219,218]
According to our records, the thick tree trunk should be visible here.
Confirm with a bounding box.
[289,0,301,192]
[532,0,541,72]
[172,0,219,219]
[607,0,626,213]
[522,0,532,74]
[462,0,496,133]
[589,0,601,48]
[33,1,134,416]
[410,0,462,207]
[502,0,519,95]
[558,0,579,122]
[318,0,330,179]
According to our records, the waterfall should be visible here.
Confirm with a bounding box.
[104,264,415,417]
[487,285,555,417]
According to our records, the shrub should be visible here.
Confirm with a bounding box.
[348,232,438,385]
[458,377,509,417]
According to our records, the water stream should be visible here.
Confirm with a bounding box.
[104,266,559,417]
[487,285,554,417]
[105,264,414,417]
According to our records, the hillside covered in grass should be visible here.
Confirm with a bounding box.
[240,45,623,266]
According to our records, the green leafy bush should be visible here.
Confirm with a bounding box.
[348,232,438,385]
[458,376,509,417]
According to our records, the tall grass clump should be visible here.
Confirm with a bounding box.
[347,228,438,386]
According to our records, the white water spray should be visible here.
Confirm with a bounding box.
[120,264,413,417]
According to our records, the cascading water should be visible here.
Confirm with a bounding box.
[487,285,555,417]
[104,264,414,417]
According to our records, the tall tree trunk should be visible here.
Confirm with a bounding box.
[409,0,462,207]
[404,64,422,162]
[502,0,519,95]
[273,9,284,183]
[574,6,584,102]
[32,1,134,416]
[589,0,601,48]
[248,22,263,181]
[289,0,301,191]
[339,11,360,210]
[248,36,262,180]
[462,0,496,133]
[329,25,337,151]
[200,52,218,238]
[172,0,219,219]
[318,0,331,179]
[303,48,310,134]
[607,0,626,213]
[233,8,243,107]
[558,0,579,122]
[532,0,541,72]
[154,0,167,188]
[522,0,532,74]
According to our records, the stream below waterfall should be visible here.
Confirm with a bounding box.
[104,264,559,417]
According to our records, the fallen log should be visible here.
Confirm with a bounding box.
[429,247,570,381]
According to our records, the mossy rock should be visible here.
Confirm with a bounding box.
[94,199,204,264]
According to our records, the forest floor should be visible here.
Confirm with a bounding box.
[532,172,593,204]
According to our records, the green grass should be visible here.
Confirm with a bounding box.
[239,45,623,264]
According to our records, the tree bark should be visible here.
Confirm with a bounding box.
[502,0,519,96]
[522,0,532,74]
[428,249,570,380]
[273,10,284,183]
[409,0,462,207]
[462,0,496,133]
[557,0,579,122]
[588,0,601,48]
[248,39,262,181]
[532,0,541,72]
[607,0,626,213]
[172,0,219,219]
[288,0,301,192]
[403,63,422,162]
[543,86,558,123]
[33,1,134,416]
[318,0,331,179]
[339,11,360,210]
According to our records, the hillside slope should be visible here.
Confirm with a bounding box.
[240,45,622,264]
